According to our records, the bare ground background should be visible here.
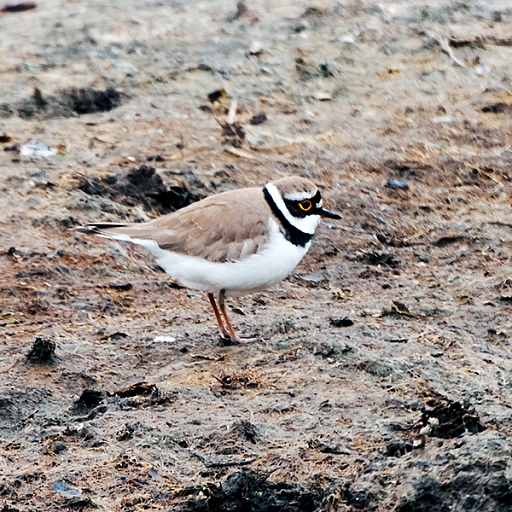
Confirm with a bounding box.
[1,0,512,510]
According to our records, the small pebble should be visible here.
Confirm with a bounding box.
[474,65,490,76]
[249,112,268,125]
[330,317,354,327]
[386,179,409,190]
[493,10,502,22]
[154,335,177,343]
[52,441,68,454]
[20,139,56,159]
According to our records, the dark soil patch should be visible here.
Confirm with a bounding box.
[25,336,57,364]
[0,87,121,119]
[419,394,486,439]
[78,165,208,214]
[178,470,327,512]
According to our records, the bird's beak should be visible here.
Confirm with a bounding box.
[318,207,341,219]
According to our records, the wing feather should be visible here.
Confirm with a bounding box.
[79,187,272,263]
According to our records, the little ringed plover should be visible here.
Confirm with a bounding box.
[77,175,340,344]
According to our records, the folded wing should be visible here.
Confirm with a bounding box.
[77,187,272,263]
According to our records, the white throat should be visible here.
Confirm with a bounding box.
[265,182,320,235]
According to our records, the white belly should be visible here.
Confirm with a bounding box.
[136,223,310,295]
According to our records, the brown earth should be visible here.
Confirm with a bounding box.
[1,1,512,510]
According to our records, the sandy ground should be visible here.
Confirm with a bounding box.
[1,0,512,510]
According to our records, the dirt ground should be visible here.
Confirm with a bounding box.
[1,0,512,510]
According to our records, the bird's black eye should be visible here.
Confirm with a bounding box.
[298,200,312,212]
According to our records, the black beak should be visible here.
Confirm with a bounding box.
[318,207,341,219]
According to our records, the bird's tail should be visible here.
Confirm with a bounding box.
[76,222,162,252]
[75,222,130,238]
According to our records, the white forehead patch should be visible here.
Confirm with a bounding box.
[283,191,316,201]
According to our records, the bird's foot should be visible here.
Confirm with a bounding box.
[231,332,258,344]
[218,329,258,345]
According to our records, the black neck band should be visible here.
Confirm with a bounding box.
[263,187,314,248]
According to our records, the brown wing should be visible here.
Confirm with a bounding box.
[83,187,272,263]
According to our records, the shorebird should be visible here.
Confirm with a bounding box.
[77,176,340,343]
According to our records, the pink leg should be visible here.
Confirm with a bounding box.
[207,292,230,339]
[218,290,257,344]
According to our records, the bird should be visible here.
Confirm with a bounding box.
[76,175,340,344]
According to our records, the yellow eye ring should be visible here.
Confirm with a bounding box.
[298,200,312,211]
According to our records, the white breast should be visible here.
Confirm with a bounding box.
[131,220,310,296]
